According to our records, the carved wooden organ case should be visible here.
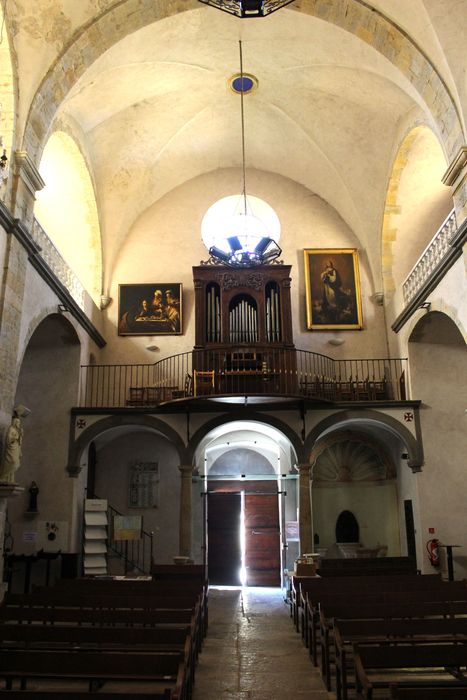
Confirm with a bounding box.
[192,265,295,394]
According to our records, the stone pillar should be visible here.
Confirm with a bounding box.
[442,145,467,226]
[297,463,313,556]
[0,484,24,600]
[178,465,193,559]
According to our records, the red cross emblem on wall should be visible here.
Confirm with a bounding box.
[404,412,414,422]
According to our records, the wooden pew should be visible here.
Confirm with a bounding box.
[390,687,467,699]
[334,617,467,700]
[48,576,209,639]
[316,556,418,577]
[312,582,467,673]
[297,573,445,645]
[353,642,467,700]
[0,649,187,699]
[0,622,195,698]
[0,693,172,699]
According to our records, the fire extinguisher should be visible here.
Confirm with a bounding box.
[426,538,440,567]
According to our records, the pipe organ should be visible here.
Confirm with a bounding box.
[193,265,295,394]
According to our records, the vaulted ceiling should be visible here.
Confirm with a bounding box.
[7,1,466,282]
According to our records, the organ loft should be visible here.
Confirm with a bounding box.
[192,264,295,395]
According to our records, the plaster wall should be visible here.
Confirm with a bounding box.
[312,481,400,555]
[386,253,467,361]
[409,335,467,577]
[7,317,81,554]
[102,169,388,366]
[95,430,181,564]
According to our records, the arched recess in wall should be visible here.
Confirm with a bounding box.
[408,311,467,577]
[87,423,183,569]
[34,131,102,306]
[381,126,452,305]
[7,313,81,553]
[310,429,399,558]
[0,1,15,203]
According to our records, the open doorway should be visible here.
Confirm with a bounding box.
[194,420,298,587]
[207,482,281,586]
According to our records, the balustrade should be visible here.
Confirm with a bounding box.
[403,209,457,304]
[31,217,85,310]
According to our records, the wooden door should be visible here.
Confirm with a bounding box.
[244,494,281,586]
[207,493,241,585]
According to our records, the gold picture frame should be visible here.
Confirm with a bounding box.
[304,248,363,330]
[118,283,182,336]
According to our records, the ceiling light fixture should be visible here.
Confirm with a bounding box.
[208,41,282,268]
[198,0,295,18]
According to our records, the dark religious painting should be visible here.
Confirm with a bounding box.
[118,283,182,335]
[304,249,363,330]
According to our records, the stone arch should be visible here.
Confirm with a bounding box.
[17,307,80,384]
[381,125,453,298]
[407,299,467,345]
[68,413,186,475]
[304,409,423,472]
[34,128,103,305]
[0,0,16,205]
[186,410,304,465]
[20,0,463,169]
[309,428,397,481]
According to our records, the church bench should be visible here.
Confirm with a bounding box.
[292,573,446,652]
[353,642,467,700]
[311,582,467,672]
[390,686,467,699]
[317,590,467,692]
[334,617,467,700]
[6,588,205,655]
[50,577,209,636]
[0,649,187,699]
[316,556,418,577]
[0,600,202,658]
[0,692,171,699]
[295,573,444,644]
[0,623,195,697]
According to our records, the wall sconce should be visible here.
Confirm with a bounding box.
[419,302,431,312]
[0,148,8,172]
[146,345,159,352]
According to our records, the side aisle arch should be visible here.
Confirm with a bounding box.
[304,408,424,472]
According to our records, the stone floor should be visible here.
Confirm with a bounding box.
[192,586,331,700]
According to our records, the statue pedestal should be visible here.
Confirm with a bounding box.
[0,483,25,600]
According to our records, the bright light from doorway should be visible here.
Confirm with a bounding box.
[239,490,247,586]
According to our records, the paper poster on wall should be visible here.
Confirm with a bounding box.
[285,521,299,541]
[113,515,142,541]
[129,462,159,508]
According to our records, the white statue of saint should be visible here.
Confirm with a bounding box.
[0,406,30,484]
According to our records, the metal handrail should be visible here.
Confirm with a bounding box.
[92,493,154,575]
[79,348,410,407]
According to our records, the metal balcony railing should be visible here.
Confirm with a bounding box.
[79,348,409,408]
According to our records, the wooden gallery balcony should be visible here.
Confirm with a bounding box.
[78,348,409,409]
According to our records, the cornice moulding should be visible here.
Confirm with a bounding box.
[14,151,46,195]
[442,145,467,187]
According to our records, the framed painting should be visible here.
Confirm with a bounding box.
[118,283,182,336]
[304,249,363,330]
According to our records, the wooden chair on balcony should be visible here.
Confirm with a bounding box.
[144,386,161,405]
[335,376,354,401]
[193,370,215,397]
[172,373,193,399]
[127,387,145,406]
[355,377,371,401]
